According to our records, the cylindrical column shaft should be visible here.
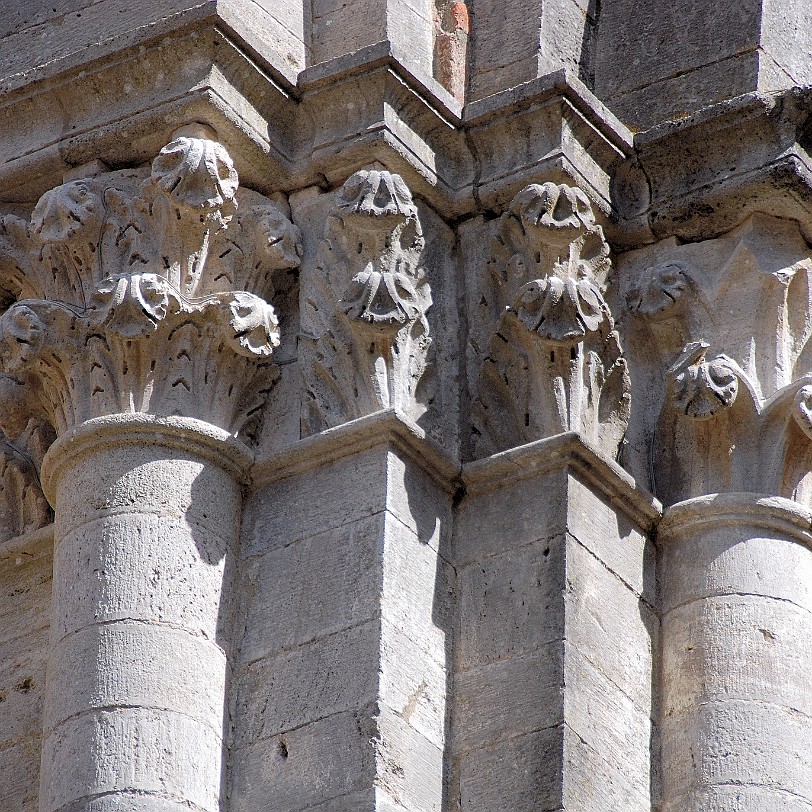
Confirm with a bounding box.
[38,421,244,812]
[659,494,812,812]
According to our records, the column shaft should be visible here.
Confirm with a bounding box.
[660,495,812,811]
[39,427,242,812]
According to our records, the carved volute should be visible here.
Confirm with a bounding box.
[0,127,302,447]
[622,213,812,506]
[300,169,433,433]
[471,182,631,458]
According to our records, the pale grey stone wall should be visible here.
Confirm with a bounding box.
[0,2,811,812]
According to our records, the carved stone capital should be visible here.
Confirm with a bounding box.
[301,170,433,434]
[622,214,812,506]
[0,130,302,448]
[471,182,630,458]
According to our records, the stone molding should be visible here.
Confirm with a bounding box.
[40,413,256,508]
[252,407,460,493]
[462,431,661,530]
[301,170,434,434]
[472,182,631,460]
[658,492,812,547]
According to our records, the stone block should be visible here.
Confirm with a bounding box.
[44,621,226,732]
[454,469,568,566]
[563,643,652,800]
[660,529,812,614]
[0,627,47,749]
[662,699,812,805]
[0,737,40,812]
[54,446,240,543]
[0,548,51,647]
[452,642,564,754]
[458,725,564,811]
[52,514,228,643]
[234,621,380,746]
[40,707,223,812]
[241,447,389,559]
[562,722,650,811]
[663,595,812,718]
[566,473,655,601]
[231,706,378,812]
[385,451,453,554]
[239,512,386,662]
[564,535,657,711]
[456,535,567,670]
[381,512,453,663]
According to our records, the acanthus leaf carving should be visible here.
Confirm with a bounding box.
[0,129,301,459]
[623,214,812,506]
[301,170,434,434]
[471,182,630,458]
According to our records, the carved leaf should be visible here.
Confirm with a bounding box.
[301,170,433,434]
[472,182,630,458]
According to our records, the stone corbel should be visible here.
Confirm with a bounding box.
[300,169,434,434]
[471,182,631,458]
[623,214,812,506]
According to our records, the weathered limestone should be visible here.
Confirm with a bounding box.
[659,496,812,812]
[5,1,812,810]
[466,0,600,101]
[594,0,812,129]
[452,434,659,811]
[232,412,456,812]
[471,182,630,459]
[0,128,301,812]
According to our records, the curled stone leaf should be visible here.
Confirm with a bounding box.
[626,260,692,317]
[341,268,423,329]
[671,341,739,420]
[151,137,238,215]
[0,304,46,371]
[31,180,103,244]
[255,205,303,269]
[89,273,172,338]
[337,170,418,222]
[793,385,812,439]
[225,292,280,357]
[513,276,606,344]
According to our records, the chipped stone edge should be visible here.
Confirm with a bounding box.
[251,409,461,494]
[659,492,812,549]
[40,414,256,503]
[462,432,662,531]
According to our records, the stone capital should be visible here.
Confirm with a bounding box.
[0,128,302,446]
[471,181,631,459]
[621,213,812,506]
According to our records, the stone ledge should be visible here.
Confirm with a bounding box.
[659,492,812,549]
[462,432,662,531]
[251,409,461,493]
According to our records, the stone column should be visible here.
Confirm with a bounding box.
[229,169,454,812]
[0,128,302,812]
[659,495,812,812]
[39,418,246,812]
[619,212,812,812]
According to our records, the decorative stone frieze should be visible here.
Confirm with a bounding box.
[301,169,434,434]
[471,182,631,458]
[623,214,812,505]
[0,128,302,443]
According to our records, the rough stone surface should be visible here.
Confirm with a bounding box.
[0,3,812,812]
